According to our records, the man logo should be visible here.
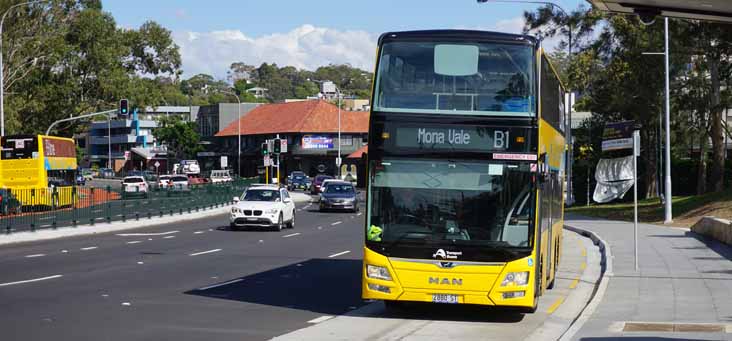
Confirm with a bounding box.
[432,249,447,259]
[428,277,463,286]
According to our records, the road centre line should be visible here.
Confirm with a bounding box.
[117,230,179,237]
[126,241,142,244]
[163,236,175,239]
[356,212,362,216]
[580,262,586,270]
[197,279,243,291]
[80,246,98,251]
[581,248,587,257]
[25,254,45,258]
[569,277,580,289]
[331,221,342,226]
[546,296,565,314]
[0,274,63,287]
[307,315,334,324]
[189,249,222,256]
[328,250,351,258]
[193,231,204,234]
[282,233,300,238]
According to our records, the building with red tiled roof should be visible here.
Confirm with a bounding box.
[212,100,369,179]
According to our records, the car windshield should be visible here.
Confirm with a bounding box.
[325,184,354,193]
[124,178,144,183]
[367,158,534,248]
[243,189,280,202]
[159,176,171,180]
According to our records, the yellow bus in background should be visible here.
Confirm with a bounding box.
[0,135,78,208]
[363,30,566,313]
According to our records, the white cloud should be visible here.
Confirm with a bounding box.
[174,25,377,79]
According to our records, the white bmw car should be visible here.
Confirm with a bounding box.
[230,185,295,231]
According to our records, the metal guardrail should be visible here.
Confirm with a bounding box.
[0,178,255,234]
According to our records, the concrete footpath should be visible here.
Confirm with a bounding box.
[0,191,312,247]
[565,214,732,340]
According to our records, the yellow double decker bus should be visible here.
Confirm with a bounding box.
[0,135,78,208]
[363,30,566,312]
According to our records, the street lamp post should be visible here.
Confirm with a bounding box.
[0,0,50,137]
[641,17,672,223]
[337,87,341,179]
[477,0,575,205]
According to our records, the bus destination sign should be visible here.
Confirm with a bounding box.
[393,126,533,153]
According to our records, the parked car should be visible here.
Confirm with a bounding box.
[75,173,86,186]
[99,168,115,178]
[122,176,148,197]
[157,175,172,188]
[319,181,359,212]
[80,168,94,181]
[230,185,295,231]
[287,172,310,191]
[310,174,333,194]
[0,189,22,215]
[168,175,190,191]
[210,170,233,183]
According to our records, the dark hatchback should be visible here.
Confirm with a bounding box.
[319,181,359,212]
[310,174,333,194]
[287,172,310,191]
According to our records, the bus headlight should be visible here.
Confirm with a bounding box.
[501,272,529,286]
[366,265,392,281]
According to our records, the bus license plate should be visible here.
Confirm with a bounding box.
[432,294,458,304]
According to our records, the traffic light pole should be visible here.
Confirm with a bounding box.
[46,109,117,135]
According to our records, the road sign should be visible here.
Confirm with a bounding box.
[601,121,636,152]
[280,139,288,153]
[220,156,228,168]
[154,161,160,168]
[264,155,271,167]
[335,157,342,166]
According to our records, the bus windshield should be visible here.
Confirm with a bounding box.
[1,135,38,159]
[368,158,534,248]
[373,41,535,116]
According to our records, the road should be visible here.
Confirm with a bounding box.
[0,195,595,341]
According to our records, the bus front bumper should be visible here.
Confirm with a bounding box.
[361,247,537,308]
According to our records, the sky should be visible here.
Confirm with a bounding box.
[103,0,588,80]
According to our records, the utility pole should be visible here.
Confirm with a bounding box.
[663,17,673,224]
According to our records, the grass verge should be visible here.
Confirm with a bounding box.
[566,191,732,227]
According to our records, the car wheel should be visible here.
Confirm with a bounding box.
[229,222,238,231]
[276,213,284,231]
[287,211,295,229]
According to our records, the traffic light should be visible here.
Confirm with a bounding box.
[119,99,129,118]
[261,142,269,156]
[273,138,281,154]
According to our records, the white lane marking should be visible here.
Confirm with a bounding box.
[317,226,323,230]
[297,209,303,212]
[148,238,153,241]
[137,261,144,265]
[163,236,175,239]
[357,213,362,216]
[117,230,179,237]
[282,233,300,238]
[194,231,204,234]
[328,250,351,258]
[331,221,342,226]
[126,241,142,244]
[61,250,68,253]
[189,249,222,256]
[307,315,334,324]
[80,246,98,251]
[121,302,131,306]
[197,279,243,291]
[0,274,63,287]
[25,254,46,258]
[258,240,264,243]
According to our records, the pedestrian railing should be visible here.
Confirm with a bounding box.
[0,178,255,234]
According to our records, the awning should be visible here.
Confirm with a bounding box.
[131,147,154,160]
[587,0,732,23]
[347,145,368,159]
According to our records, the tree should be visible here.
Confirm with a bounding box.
[153,116,202,161]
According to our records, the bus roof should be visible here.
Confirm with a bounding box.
[377,29,538,46]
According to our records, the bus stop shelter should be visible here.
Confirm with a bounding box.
[587,0,732,23]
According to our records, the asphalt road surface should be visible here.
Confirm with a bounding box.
[0,195,595,341]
